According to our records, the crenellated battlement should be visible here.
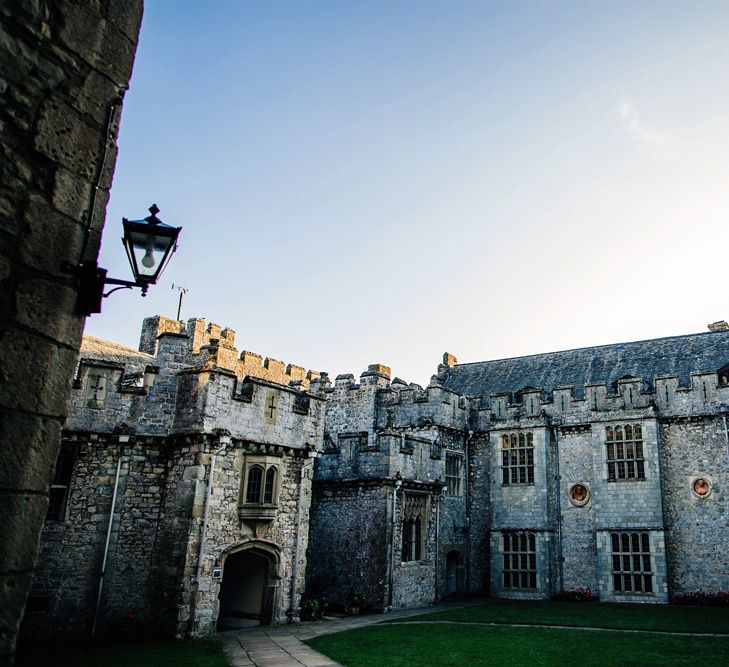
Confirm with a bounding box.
[138,315,322,388]
[68,316,326,438]
[379,381,470,432]
[481,370,729,423]
[328,364,392,393]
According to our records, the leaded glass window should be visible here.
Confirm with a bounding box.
[501,432,534,485]
[606,425,645,481]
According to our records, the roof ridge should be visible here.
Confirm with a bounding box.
[452,329,727,368]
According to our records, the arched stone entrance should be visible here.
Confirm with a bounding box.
[216,542,282,630]
[446,550,462,596]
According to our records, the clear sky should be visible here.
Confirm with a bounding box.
[87,0,729,386]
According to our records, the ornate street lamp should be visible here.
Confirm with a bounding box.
[77,204,181,315]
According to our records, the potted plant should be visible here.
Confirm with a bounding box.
[345,592,368,615]
[300,594,328,621]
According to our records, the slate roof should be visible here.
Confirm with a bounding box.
[442,330,729,400]
[79,335,156,375]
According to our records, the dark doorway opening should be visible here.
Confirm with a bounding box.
[446,550,463,596]
[217,550,270,630]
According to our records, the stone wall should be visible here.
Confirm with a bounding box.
[557,426,598,593]
[306,482,391,610]
[390,482,439,609]
[0,2,143,661]
[488,424,556,599]
[21,436,167,642]
[21,433,319,641]
[466,433,491,595]
[659,417,729,595]
[433,431,468,599]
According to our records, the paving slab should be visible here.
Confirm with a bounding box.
[218,597,484,667]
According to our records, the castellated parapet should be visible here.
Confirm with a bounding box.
[68,316,324,444]
[468,370,729,433]
[138,315,321,389]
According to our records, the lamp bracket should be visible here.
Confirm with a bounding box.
[76,261,149,316]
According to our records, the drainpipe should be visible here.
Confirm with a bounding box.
[195,435,230,583]
[388,474,402,611]
[464,431,472,592]
[551,420,564,595]
[91,436,128,638]
[288,449,317,621]
[434,484,447,602]
[723,413,729,464]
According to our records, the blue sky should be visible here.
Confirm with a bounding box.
[88,1,729,384]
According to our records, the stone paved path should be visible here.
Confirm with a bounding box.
[218,598,484,667]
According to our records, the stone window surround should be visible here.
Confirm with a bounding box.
[690,475,712,498]
[610,531,654,595]
[568,482,591,507]
[239,455,282,509]
[502,530,537,590]
[500,431,535,486]
[445,452,464,496]
[605,424,646,482]
[401,492,428,563]
[45,443,77,522]
[84,369,109,409]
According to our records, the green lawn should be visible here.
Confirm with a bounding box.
[306,623,729,667]
[16,638,228,667]
[306,601,729,666]
[387,599,729,633]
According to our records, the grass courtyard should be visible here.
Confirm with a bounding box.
[14,601,729,666]
[306,600,729,667]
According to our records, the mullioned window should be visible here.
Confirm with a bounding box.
[501,432,534,485]
[502,531,537,589]
[606,425,645,481]
[611,531,653,594]
[401,493,427,562]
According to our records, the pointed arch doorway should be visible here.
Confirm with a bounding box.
[216,543,281,630]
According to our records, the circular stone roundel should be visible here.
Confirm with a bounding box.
[692,478,711,498]
[569,483,590,507]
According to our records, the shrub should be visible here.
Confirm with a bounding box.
[345,592,368,615]
[552,588,598,602]
[300,594,329,620]
[671,591,729,607]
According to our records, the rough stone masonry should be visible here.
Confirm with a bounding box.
[19,314,729,643]
[0,2,143,663]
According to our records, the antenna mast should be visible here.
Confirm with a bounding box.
[171,284,188,321]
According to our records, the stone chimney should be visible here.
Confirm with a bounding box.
[442,352,458,367]
[707,320,729,333]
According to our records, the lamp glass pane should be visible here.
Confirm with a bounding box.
[129,229,174,279]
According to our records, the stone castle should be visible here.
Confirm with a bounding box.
[20,314,729,641]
